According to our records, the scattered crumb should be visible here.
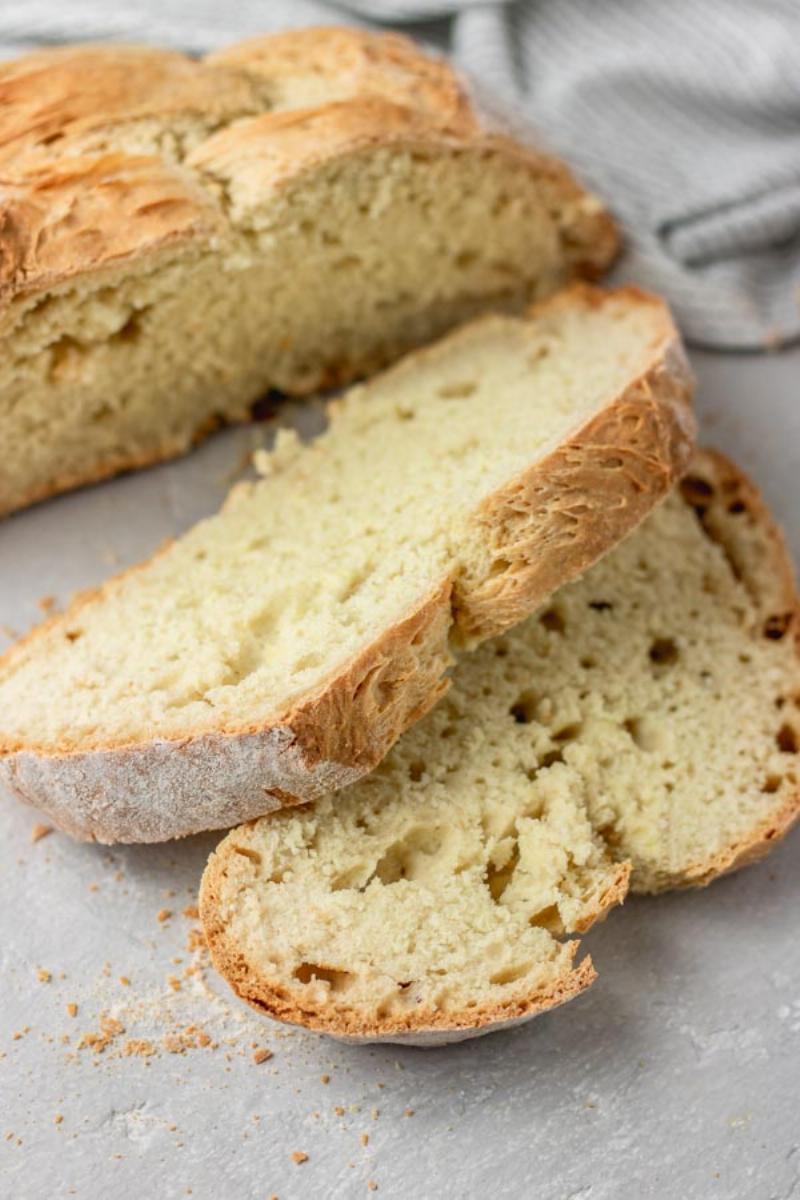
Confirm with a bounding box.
[37,594,57,615]
[122,1039,156,1058]
[157,908,172,923]
[320,1074,330,1085]
[88,883,99,893]
[54,1114,63,1125]
[118,976,130,987]
[368,1182,378,1192]
[252,1048,273,1065]
[31,823,53,843]
[167,976,182,992]
[404,1108,415,1117]
[186,927,205,952]
[36,968,52,984]
[334,1106,346,1117]
[182,904,200,919]
[371,1109,380,1120]
[360,1133,369,1147]
[291,1151,308,1165]
[78,1014,125,1054]
[66,1004,78,1018]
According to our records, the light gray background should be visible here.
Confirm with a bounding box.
[2,346,799,1200]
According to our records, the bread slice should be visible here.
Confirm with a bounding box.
[200,451,799,1044]
[0,286,693,843]
[0,27,617,518]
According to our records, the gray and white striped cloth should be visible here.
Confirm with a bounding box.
[1,0,798,350]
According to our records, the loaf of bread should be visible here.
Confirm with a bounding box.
[0,286,693,843]
[0,27,617,517]
[200,452,799,1045]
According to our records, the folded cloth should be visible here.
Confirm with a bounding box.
[1,0,797,349]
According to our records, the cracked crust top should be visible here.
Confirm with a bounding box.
[0,27,617,323]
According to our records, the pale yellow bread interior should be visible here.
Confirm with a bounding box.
[0,288,690,766]
[201,452,799,1043]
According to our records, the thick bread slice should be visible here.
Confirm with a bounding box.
[0,287,694,843]
[200,452,800,1045]
[0,28,616,518]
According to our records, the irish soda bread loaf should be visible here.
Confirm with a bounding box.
[201,452,800,1044]
[0,26,617,517]
[0,286,694,843]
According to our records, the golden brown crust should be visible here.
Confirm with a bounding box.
[0,44,262,167]
[207,25,477,134]
[284,577,455,773]
[638,448,800,892]
[454,285,695,642]
[198,849,598,1044]
[571,861,631,933]
[185,95,466,198]
[0,153,223,315]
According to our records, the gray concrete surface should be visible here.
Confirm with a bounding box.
[1,344,799,1200]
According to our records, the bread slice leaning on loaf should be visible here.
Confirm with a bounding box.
[0,26,617,517]
[200,451,800,1045]
[0,286,694,843]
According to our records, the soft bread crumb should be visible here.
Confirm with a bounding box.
[0,288,690,807]
[202,453,800,1041]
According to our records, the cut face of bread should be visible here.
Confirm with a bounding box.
[201,452,799,1043]
[0,29,617,518]
[201,766,629,1045]
[0,286,694,843]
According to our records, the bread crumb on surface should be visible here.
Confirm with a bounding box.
[360,1133,369,1147]
[66,1003,78,1018]
[53,1114,63,1125]
[118,976,130,987]
[320,1074,330,1084]
[182,904,200,919]
[157,908,172,923]
[252,1048,273,1065]
[36,968,51,983]
[404,1108,415,1117]
[122,1039,156,1058]
[30,823,53,843]
[186,927,206,952]
[291,1151,308,1165]
[37,594,57,615]
[368,1182,378,1192]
